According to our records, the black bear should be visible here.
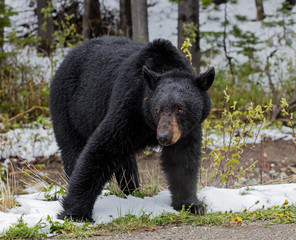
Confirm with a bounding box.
[50,36,214,222]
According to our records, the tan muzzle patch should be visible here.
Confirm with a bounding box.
[157,113,182,146]
[171,115,181,144]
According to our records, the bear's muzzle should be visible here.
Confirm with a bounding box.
[157,113,181,146]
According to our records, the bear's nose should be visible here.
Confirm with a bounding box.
[157,132,172,146]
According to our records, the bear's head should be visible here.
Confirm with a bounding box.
[143,66,215,146]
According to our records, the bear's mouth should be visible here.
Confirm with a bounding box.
[157,113,181,146]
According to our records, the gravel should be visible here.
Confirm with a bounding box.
[88,222,296,240]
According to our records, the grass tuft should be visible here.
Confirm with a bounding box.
[0,180,18,212]
[47,216,103,238]
[105,170,164,199]
[0,164,20,212]
[1,216,47,239]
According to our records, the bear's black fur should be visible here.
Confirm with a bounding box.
[50,36,215,222]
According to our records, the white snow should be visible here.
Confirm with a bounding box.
[1,184,296,235]
[206,125,295,149]
[0,121,58,162]
[148,0,178,45]
[0,121,294,163]
[199,184,296,213]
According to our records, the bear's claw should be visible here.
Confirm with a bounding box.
[188,203,206,215]
[58,212,94,223]
[174,202,206,215]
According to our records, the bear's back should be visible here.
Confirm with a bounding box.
[50,36,193,140]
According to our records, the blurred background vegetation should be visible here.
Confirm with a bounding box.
[0,0,295,188]
[0,0,295,128]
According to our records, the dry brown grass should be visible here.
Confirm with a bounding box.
[0,166,19,212]
[107,169,164,198]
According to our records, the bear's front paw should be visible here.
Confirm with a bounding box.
[58,212,94,223]
[188,202,206,215]
[174,201,206,215]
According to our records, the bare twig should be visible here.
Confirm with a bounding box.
[265,49,280,120]
[9,106,49,122]
[260,136,265,185]
[223,3,235,85]
[272,97,296,120]
[265,174,296,185]
[264,50,296,125]
[1,134,65,187]
[0,113,5,122]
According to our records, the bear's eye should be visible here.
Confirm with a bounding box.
[174,104,184,115]
[177,108,184,115]
[156,107,161,114]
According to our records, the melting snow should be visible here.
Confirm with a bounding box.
[1,184,296,235]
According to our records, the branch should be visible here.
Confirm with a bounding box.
[265,49,281,120]
[272,97,296,120]
[223,3,235,85]
[9,106,49,122]
[275,118,296,124]
[0,113,5,122]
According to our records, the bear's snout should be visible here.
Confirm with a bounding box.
[157,113,181,146]
[157,131,173,146]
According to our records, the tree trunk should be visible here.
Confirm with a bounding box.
[283,0,296,11]
[89,0,102,37]
[120,0,132,38]
[255,0,265,21]
[83,0,91,39]
[131,0,148,43]
[178,0,200,73]
[213,0,228,5]
[0,0,4,55]
[36,0,54,55]
[83,0,102,39]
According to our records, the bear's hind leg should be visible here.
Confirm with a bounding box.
[53,120,86,178]
[60,140,85,178]
[115,154,140,195]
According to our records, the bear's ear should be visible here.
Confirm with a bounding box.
[196,67,215,91]
[142,66,161,90]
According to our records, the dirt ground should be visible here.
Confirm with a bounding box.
[4,139,296,193]
[238,138,296,185]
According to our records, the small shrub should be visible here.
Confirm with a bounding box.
[181,38,193,64]
[280,98,296,149]
[43,183,67,201]
[201,89,272,187]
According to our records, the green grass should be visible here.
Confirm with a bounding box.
[2,203,295,239]
[104,172,163,199]
[54,203,296,238]
[47,217,103,239]
[1,216,47,239]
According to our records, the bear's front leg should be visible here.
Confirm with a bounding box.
[58,118,131,222]
[160,129,205,215]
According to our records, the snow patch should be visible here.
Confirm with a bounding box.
[0,121,58,162]
[1,184,296,234]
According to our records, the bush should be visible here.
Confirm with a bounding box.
[201,89,272,187]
